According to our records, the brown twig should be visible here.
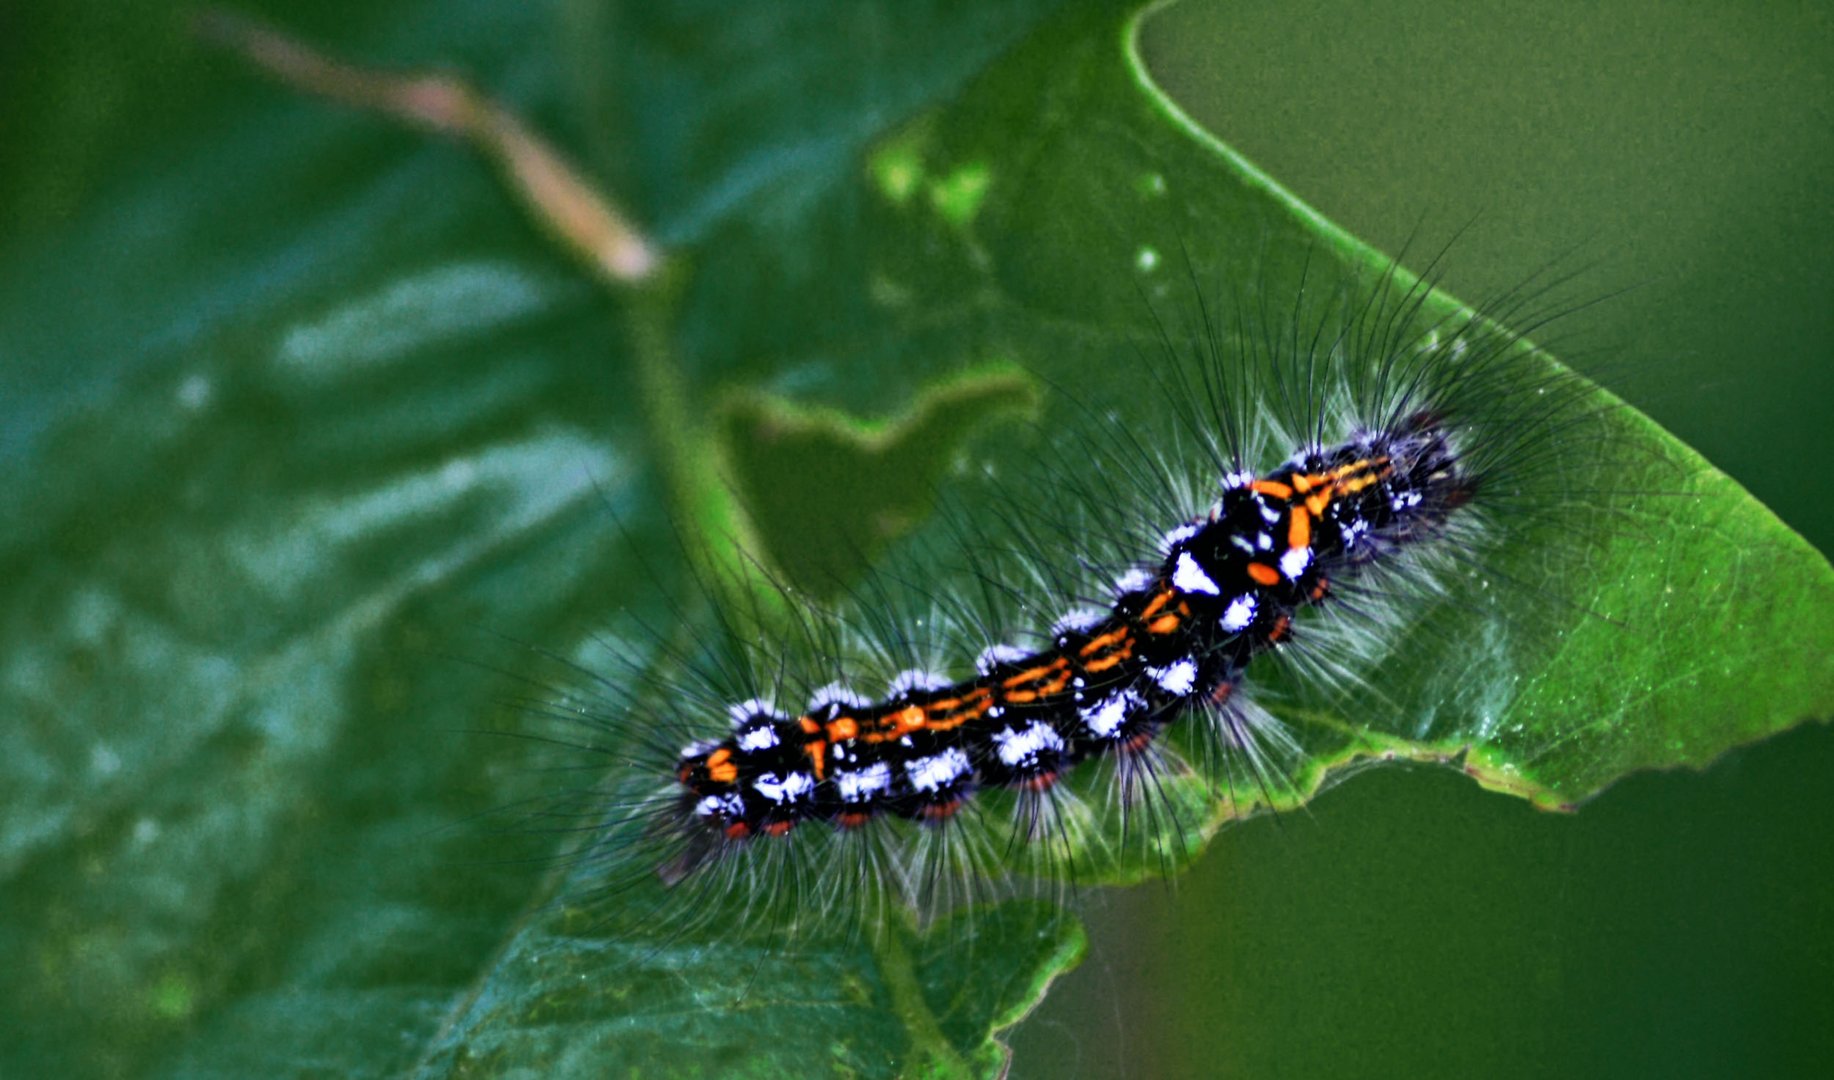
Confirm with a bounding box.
[194,7,660,286]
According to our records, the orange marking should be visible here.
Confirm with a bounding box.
[1001,659,1072,703]
[1337,460,1393,496]
[1079,626,1129,657]
[1310,576,1330,601]
[724,821,751,840]
[763,820,794,838]
[1247,562,1280,587]
[1141,589,1174,620]
[803,740,827,779]
[1210,680,1234,705]
[1002,663,1055,689]
[1291,473,1315,494]
[1251,479,1293,500]
[1288,506,1312,549]
[706,748,738,784]
[826,716,858,742]
[1078,627,1135,673]
[1306,492,1331,517]
[1145,598,1190,636]
[837,810,873,829]
[855,695,979,744]
[1267,614,1292,643]
[797,716,820,735]
[918,688,993,732]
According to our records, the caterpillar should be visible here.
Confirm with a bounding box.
[672,414,1456,849]
[529,257,1615,943]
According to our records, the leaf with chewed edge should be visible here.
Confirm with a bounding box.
[1,0,1829,1078]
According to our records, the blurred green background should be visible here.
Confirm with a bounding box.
[2,1,1829,1077]
[1013,1,1834,1076]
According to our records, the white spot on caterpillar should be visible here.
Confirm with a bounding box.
[695,793,744,819]
[975,644,1029,675]
[1051,608,1106,640]
[1112,567,1153,595]
[1221,594,1258,633]
[1161,522,1200,551]
[1147,659,1198,697]
[1257,532,1274,550]
[681,738,722,759]
[888,669,950,698]
[1173,552,1222,596]
[1080,688,1145,739]
[906,747,972,793]
[753,771,815,805]
[1260,504,1282,524]
[993,722,1065,767]
[727,698,780,728]
[836,762,892,803]
[736,724,780,753]
[1280,546,1312,580]
[1221,470,1254,490]
[809,683,869,711]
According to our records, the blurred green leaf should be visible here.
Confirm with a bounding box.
[1,1,1829,1078]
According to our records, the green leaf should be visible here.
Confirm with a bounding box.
[1,2,1828,1079]
[415,903,1083,1078]
[719,364,1040,593]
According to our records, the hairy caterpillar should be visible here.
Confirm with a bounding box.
[521,256,1618,944]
